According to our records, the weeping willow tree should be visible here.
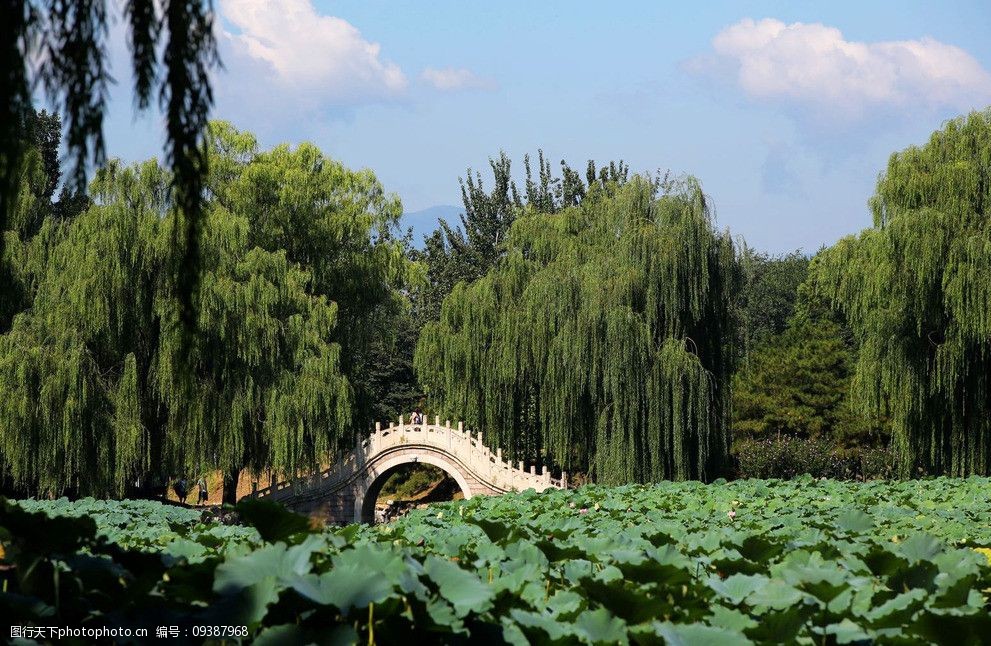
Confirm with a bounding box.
[0,125,412,499]
[415,177,736,483]
[207,122,413,430]
[811,110,991,477]
[0,159,351,498]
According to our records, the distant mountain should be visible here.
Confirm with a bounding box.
[399,205,462,247]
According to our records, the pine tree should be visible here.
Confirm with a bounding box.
[731,294,887,449]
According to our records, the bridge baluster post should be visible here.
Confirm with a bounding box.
[496,447,502,461]
[518,460,525,471]
[457,421,463,435]
[562,472,568,489]
[530,465,536,476]
[375,421,381,433]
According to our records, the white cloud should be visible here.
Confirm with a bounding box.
[218,0,407,103]
[694,18,991,118]
[421,67,497,91]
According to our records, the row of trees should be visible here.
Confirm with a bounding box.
[405,151,878,481]
[730,112,989,478]
[1,108,989,499]
[3,0,982,495]
[412,112,991,482]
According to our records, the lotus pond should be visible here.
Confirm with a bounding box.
[3,477,991,644]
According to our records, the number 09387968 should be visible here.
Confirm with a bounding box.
[191,626,249,638]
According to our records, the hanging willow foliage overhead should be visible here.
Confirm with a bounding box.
[811,110,991,477]
[0,0,218,329]
[415,177,737,483]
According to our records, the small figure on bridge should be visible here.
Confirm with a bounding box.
[410,409,423,425]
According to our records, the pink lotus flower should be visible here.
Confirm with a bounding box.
[727,510,737,519]
[579,508,588,514]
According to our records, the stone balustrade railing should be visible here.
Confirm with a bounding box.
[250,416,566,502]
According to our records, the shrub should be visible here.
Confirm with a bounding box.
[378,464,446,500]
[734,437,894,480]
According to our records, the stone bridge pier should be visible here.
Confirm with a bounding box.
[247,416,566,524]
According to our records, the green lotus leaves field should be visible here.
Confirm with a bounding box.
[3,477,990,644]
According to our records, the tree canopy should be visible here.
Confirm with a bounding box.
[2,0,219,329]
[0,123,414,499]
[415,176,736,483]
[735,247,810,365]
[731,286,889,452]
[415,152,636,320]
[203,123,414,432]
[811,110,991,477]
[1,110,89,332]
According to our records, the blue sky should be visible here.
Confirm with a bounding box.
[99,0,991,253]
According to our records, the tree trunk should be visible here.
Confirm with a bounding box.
[222,468,240,506]
[126,476,168,501]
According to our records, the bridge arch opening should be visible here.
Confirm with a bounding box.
[358,454,472,524]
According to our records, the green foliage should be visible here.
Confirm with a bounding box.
[4,479,991,643]
[14,497,258,552]
[734,315,851,441]
[0,110,90,335]
[414,152,635,320]
[0,1,220,328]
[734,437,895,480]
[22,111,60,206]
[812,110,991,476]
[0,124,413,498]
[732,306,887,445]
[204,121,415,432]
[403,152,638,421]
[359,306,423,423]
[733,248,892,463]
[416,177,737,483]
[732,277,893,475]
[378,464,447,500]
[0,158,348,497]
[735,247,810,364]
[235,498,312,543]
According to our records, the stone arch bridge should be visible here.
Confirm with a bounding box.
[247,416,567,524]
